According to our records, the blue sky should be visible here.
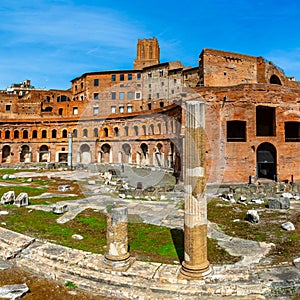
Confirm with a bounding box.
[0,0,299,90]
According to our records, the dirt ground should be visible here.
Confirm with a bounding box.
[0,266,112,300]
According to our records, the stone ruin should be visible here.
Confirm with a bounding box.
[0,191,28,207]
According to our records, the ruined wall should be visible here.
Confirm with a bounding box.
[193,84,300,183]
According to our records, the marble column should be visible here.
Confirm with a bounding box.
[179,100,211,280]
[67,132,73,169]
[103,205,131,270]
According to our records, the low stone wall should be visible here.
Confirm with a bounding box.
[1,227,300,299]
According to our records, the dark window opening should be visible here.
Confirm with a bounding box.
[160,101,164,108]
[5,105,11,111]
[104,128,109,137]
[58,108,63,115]
[94,79,99,86]
[73,129,78,138]
[14,130,19,139]
[270,75,282,85]
[42,130,47,138]
[256,106,276,136]
[120,74,124,81]
[114,127,119,137]
[32,130,37,138]
[57,95,70,102]
[62,129,68,138]
[227,121,246,142]
[83,129,88,137]
[148,103,152,110]
[52,129,57,138]
[124,126,129,136]
[134,126,138,136]
[23,130,28,139]
[5,130,10,139]
[112,75,116,81]
[94,128,98,138]
[285,122,300,142]
[128,74,132,80]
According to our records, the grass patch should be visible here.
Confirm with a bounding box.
[0,208,237,265]
[208,198,300,264]
[0,186,47,198]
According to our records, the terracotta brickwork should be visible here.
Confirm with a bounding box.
[1,38,300,184]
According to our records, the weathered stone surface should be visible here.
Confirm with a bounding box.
[0,284,29,300]
[293,257,300,269]
[14,193,29,207]
[268,197,290,209]
[0,191,15,205]
[52,204,68,214]
[281,221,295,231]
[246,210,259,223]
[72,234,83,240]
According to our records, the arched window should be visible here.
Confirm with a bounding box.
[23,130,28,139]
[142,125,146,135]
[124,126,129,136]
[150,124,155,135]
[134,126,139,136]
[158,124,162,135]
[14,130,19,139]
[62,129,68,138]
[270,74,282,85]
[32,130,37,138]
[5,130,10,139]
[114,127,119,137]
[42,130,47,138]
[52,129,57,138]
[94,128,99,138]
[83,129,88,137]
[73,129,78,138]
[104,128,109,137]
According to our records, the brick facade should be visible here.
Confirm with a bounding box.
[1,38,300,183]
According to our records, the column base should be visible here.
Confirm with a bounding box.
[103,254,133,271]
[178,261,212,280]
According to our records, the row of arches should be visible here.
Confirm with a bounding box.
[1,142,179,169]
[0,118,181,140]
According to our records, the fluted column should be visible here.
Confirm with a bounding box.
[179,100,211,280]
[67,132,73,169]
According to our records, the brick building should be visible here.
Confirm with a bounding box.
[0,38,300,184]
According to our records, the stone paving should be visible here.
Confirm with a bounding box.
[1,169,300,298]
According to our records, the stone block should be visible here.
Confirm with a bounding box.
[52,204,68,214]
[268,197,290,209]
[246,209,259,223]
[0,191,15,205]
[14,192,29,207]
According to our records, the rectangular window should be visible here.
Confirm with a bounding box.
[161,82,164,86]
[159,70,164,77]
[127,92,133,100]
[127,105,133,113]
[256,106,276,136]
[227,121,246,142]
[156,93,160,99]
[94,79,99,86]
[73,107,78,115]
[111,106,116,113]
[137,73,141,80]
[119,106,124,113]
[120,74,124,81]
[93,107,99,115]
[5,105,11,111]
[93,93,99,100]
[148,72,152,78]
[285,122,300,142]
[148,94,151,100]
[112,74,116,81]
[128,74,132,80]
[111,92,116,100]
[119,92,125,100]
[135,92,141,100]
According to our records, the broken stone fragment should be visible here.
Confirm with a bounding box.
[58,185,71,192]
[0,284,29,300]
[268,197,290,209]
[0,191,15,205]
[52,204,68,214]
[72,234,83,240]
[14,193,29,207]
[281,221,295,231]
[245,209,259,223]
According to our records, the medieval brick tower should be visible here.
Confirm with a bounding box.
[134,37,160,69]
